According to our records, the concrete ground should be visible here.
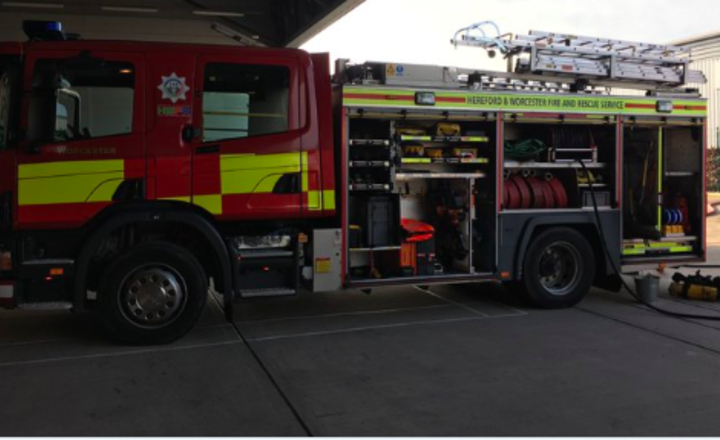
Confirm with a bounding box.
[3,218,720,435]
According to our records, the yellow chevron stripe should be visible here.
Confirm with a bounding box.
[220,152,309,196]
[19,160,124,178]
[18,160,125,206]
[193,194,223,215]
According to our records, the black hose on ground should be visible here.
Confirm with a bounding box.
[579,160,720,321]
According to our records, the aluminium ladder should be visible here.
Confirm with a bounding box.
[451,23,707,90]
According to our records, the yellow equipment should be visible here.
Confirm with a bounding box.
[426,148,444,159]
[402,144,425,157]
[670,282,718,302]
[396,127,427,136]
[435,122,462,137]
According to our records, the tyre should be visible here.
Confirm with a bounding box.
[512,227,596,309]
[100,242,208,345]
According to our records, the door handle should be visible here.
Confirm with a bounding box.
[25,141,43,155]
[181,125,199,143]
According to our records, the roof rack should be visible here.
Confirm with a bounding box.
[335,59,701,97]
[450,22,706,91]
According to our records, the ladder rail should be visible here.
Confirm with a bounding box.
[527,30,690,55]
[450,22,706,88]
[459,36,689,64]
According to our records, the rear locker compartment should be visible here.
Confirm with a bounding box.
[621,119,705,263]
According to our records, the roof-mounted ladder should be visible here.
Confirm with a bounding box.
[451,22,707,90]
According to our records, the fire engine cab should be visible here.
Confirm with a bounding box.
[0,21,708,343]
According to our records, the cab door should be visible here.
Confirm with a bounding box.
[0,54,20,230]
[16,49,145,229]
[191,53,302,220]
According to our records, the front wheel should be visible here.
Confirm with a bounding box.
[510,227,596,309]
[100,242,208,345]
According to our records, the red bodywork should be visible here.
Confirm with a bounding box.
[1,40,336,230]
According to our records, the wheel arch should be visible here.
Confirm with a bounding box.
[74,202,233,312]
[510,214,621,283]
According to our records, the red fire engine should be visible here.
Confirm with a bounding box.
[0,21,708,343]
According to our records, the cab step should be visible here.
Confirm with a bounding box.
[22,259,75,266]
[232,236,300,300]
[239,288,297,298]
[17,301,73,311]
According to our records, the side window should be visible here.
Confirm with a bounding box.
[0,57,17,150]
[0,73,11,149]
[29,58,135,143]
[202,63,290,142]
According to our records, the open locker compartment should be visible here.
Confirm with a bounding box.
[502,118,618,212]
[394,117,498,277]
[622,121,704,260]
[397,177,476,276]
[344,111,498,285]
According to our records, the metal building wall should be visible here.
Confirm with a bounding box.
[681,35,720,148]
[688,58,719,148]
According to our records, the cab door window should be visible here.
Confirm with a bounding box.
[0,57,18,150]
[28,58,135,143]
[0,73,11,150]
[202,63,290,142]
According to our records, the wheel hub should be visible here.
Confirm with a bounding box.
[538,242,581,297]
[120,266,186,328]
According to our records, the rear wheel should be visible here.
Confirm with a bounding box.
[510,227,595,309]
[100,242,207,345]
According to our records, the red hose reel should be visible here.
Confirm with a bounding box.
[504,172,568,210]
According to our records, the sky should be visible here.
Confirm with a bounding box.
[301,0,720,71]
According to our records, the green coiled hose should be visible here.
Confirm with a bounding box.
[504,139,547,160]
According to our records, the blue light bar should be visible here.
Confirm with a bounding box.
[23,20,66,41]
[43,21,62,32]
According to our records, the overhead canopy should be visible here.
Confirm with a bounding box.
[0,0,365,47]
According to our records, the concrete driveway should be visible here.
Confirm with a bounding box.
[2,217,720,435]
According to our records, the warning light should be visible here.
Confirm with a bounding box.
[657,100,673,113]
[119,69,133,74]
[45,277,53,282]
[50,268,64,276]
[500,272,512,280]
[0,251,12,271]
[415,92,436,106]
[262,266,270,272]
[23,20,66,41]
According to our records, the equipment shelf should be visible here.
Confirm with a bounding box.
[396,172,487,180]
[349,160,391,168]
[398,135,490,143]
[664,171,696,177]
[578,183,609,188]
[349,246,402,253]
[349,183,393,191]
[401,158,489,165]
[501,207,616,214]
[504,161,607,169]
[349,139,391,147]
